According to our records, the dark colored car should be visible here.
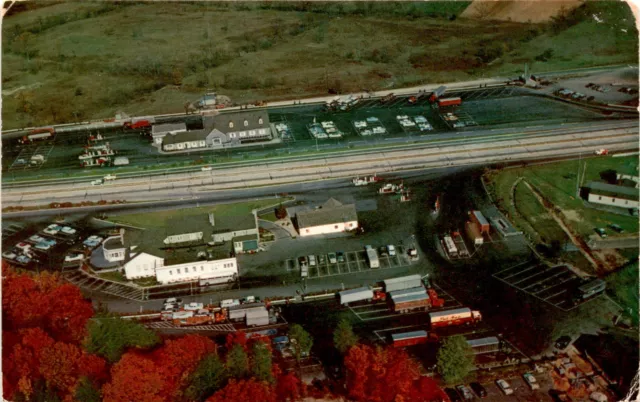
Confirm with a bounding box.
[594,228,607,238]
[555,335,571,350]
[444,388,462,402]
[336,251,346,263]
[470,382,487,398]
[609,224,624,233]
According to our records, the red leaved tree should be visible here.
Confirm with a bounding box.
[153,334,217,399]
[275,372,303,402]
[102,352,165,402]
[206,379,276,402]
[406,376,449,402]
[344,344,426,402]
[40,341,83,396]
[225,331,248,351]
[4,328,55,399]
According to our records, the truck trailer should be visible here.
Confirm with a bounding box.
[20,129,55,144]
[365,245,379,268]
[391,330,438,348]
[383,274,422,292]
[470,211,490,234]
[246,307,270,327]
[467,336,500,354]
[429,308,482,328]
[390,293,431,313]
[389,286,427,300]
[228,303,265,322]
[437,97,462,107]
[338,287,374,305]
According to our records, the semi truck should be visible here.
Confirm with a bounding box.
[429,86,447,102]
[365,245,379,268]
[383,274,422,292]
[246,307,270,327]
[19,128,55,144]
[338,287,386,305]
[114,157,130,166]
[390,293,432,313]
[467,336,501,354]
[429,308,482,328]
[228,303,265,322]
[437,97,462,107]
[391,330,438,348]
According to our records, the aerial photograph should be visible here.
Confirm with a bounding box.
[1,0,638,401]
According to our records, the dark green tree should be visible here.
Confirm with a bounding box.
[288,324,313,362]
[186,354,228,401]
[436,335,474,384]
[226,344,249,379]
[74,377,101,402]
[251,341,273,383]
[84,316,160,363]
[333,318,358,354]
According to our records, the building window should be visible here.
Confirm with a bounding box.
[306,229,310,233]
[229,121,234,128]
[612,198,615,203]
[169,270,173,275]
[258,118,263,124]
[177,268,181,274]
[598,196,602,200]
[334,225,339,229]
[259,129,266,135]
[201,266,204,271]
[185,267,189,273]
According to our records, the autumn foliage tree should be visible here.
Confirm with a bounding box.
[344,344,446,402]
[206,378,276,402]
[102,352,165,402]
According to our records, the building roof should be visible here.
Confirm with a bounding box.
[467,337,499,347]
[586,181,639,201]
[162,130,208,145]
[383,274,422,286]
[209,110,270,134]
[102,236,125,250]
[391,331,428,341]
[339,287,373,297]
[472,210,489,226]
[296,199,358,229]
[152,122,186,135]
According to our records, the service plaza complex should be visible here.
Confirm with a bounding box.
[1,2,639,401]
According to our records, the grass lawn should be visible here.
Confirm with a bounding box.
[605,261,639,326]
[111,198,291,229]
[2,1,636,129]
[97,270,127,283]
[259,211,279,222]
[488,156,639,244]
[513,180,568,244]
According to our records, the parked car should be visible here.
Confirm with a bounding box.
[336,251,345,263]
[378,246,389,257]
[64,253,84,262]
[241,296,257,304]
[298,256,308,267]
[609,224,624,233]
[91,179,103,186]
[444,388,462,402]
[184,302,204,311]
[387,245,396,256]
[308,255,317,267]
[469,382,487,398]
[523,373,540,390]
[555,335,571,350]
[327,252,337,264]
[318,254,326,265]
[594,228,607,238]
[2,251,17,260]
[221,299,240,308]
[164,298,183,305]
[496,379,513,395]
[201,166,213,171]
[455,385,474,400]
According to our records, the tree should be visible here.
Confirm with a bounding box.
[225,331,248,352]
[275,204,287,220]
[185,354,228,402]
[333,318,358,354]
[45,283,94,343]
[84,316,160,363]
[206,379,275,402]
[39,341,82,395]
[102,352,165,402]
[251,341,273,383]
[436,335,474,384]
[226,344,249,379]
[406,376,449,402]
[288,324,313,362]
[275,373,303,402]
[344,344,423,402]
[74,377,101,402]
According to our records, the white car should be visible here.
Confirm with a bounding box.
[221,299,240,308]
[2,251,17,260]
[523,373,540,390]
[496,379,513,395]
[387,245,396,256]
[91,179,103,186]
[201,166,213,171]
[308,255,317,266]
[183,302,204,311]
[164,297,182,305]
[35,242,52,251]
[104,174,117,181]
[64,253,84,262]
[43,227,59,235]
[16,242,31,252]
[60,226,77,235]
[29,235,46,243]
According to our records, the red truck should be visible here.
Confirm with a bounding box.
[19,128,55,144]
[428,289,445,308]
[429,308,482,328]
[123,120,152,130]
[391,330,439,348]
[437,97,462,107]
[390,293,431,314]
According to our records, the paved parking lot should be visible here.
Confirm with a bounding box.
[493,260,598,311]
[8,144,54,171]
[285,245,413,280]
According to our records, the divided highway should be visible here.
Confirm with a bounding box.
[3,120,637,207]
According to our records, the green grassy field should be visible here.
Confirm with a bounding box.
[110,198,289,229]
[2,1,636,130]
[488,155,639,244]
[606,261,639,326]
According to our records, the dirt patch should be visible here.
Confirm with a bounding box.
[592,248,628,273]
[562,210,583,223]
[461,0,583,23]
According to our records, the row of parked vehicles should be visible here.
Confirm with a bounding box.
[298,245,399,277]
[446,373,540,400]
[161,296,274,328]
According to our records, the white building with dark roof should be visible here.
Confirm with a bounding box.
[585,181,639,209]
[295,198,358,237]
[158,110,272,152]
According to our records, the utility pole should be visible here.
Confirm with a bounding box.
[576,151,582,197]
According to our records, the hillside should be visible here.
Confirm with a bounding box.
[1,1,637,130]
[461,0,584,23]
